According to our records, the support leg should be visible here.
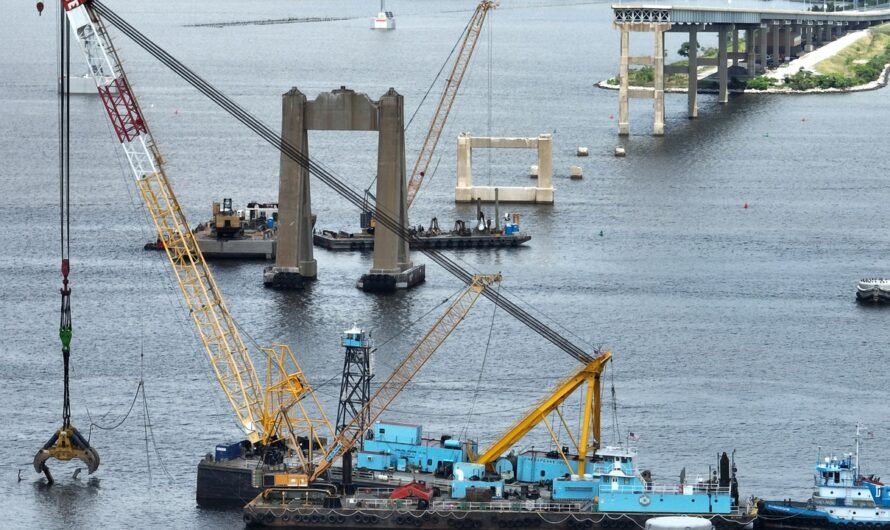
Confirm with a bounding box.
[618,28,630,136]
[718,26,728,104]
[653,27,665,135]
[688,28,698,119]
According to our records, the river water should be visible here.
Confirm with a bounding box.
[2,0,890,527]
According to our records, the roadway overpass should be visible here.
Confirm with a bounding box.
[612,4,890,135]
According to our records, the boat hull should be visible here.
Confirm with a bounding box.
[756,500,890,529]
[243,506,753,529]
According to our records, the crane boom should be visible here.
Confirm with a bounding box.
[474,352,612,476]
[405,0,496,209]
[312,273,502,481]
[62,0,331,454]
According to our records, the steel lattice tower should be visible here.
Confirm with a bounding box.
[336,325,373,438]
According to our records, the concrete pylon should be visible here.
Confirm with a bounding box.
[263,88,316,289]
[718,26,729,104]
[687,28,698,119]
[618,28,630,136]
[760,26,769,71]
[370,90,411,275]
[358,88,425,292]
[746,28,756,77]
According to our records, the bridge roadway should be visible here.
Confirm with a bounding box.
[611,4,890,135]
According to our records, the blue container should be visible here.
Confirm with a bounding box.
[215,441,242,462]
[266,217,274,229]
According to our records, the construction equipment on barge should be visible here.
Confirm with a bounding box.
[243,351,755,529]
[59,0,333,489]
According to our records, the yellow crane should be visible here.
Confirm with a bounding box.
[474,351,613,476]
[405,0,497,209]
[307,273,502,483]
[60,0,332,470]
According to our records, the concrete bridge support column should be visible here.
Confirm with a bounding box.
[618,28,630,136]
[718,26,729,103]
[732,28,740,67]
[688,27,698,119]
[746,28,756,77]
[786,25,795,60]
[805,25,814,52]
[759,26,768,71]
[360,88,424,291]
[616,22,670,135]
[266,88,316,289]
[654,27,666,135]
[772,25,781,62]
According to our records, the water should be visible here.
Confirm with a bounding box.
[2,0,890,527]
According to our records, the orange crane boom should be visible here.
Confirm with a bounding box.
[405,0,496,209]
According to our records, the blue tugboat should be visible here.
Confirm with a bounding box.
[757,425,890,529]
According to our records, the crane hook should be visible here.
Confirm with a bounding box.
[36,1,44,15]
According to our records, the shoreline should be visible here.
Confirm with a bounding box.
[595,63,890,95]
[597,25,890,95]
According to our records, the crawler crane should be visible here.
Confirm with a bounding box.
[59,0,333,483]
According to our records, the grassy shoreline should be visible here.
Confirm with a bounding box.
[604,25,890,93]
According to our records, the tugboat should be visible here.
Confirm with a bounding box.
[756,425,890,529]
[856,278,890,304]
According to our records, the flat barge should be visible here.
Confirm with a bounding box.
[313,231,530,251]
[243,485,755,529]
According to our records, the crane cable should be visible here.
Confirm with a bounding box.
[59,0,73,431]
[90,1,595,367]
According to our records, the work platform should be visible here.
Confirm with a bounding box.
[314,231,531,251]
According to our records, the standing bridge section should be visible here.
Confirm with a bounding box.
[612,5,890,135]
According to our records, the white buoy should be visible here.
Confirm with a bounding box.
[529,164,539,178]
[576,147,589,157]
[569,166,583,179]
[645,516,713,530]
[614,146,626,157]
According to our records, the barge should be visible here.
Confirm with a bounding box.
[243,448,754,529]
[316,213,530,252]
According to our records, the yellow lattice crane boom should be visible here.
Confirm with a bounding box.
[62,0,332,465]
[405,0,496,209]
[310,273,502,482]
[474,351,612,476]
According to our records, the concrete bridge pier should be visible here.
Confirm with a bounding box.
[772,22,781,61]
[718,25,729,103]
[746,28,756,76]
[759,25,768,71]
[786,24,796,60]
[615,19,672,135]
[732,28,740,67]
[804,23,814,52]
[264,88,317,289]
[688,27,698,118]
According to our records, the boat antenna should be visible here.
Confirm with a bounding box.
[853,422,862,474]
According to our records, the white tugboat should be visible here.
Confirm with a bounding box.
[371,0,395,30]
[756,424,890,529]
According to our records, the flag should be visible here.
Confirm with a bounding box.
[628,432,640,442]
